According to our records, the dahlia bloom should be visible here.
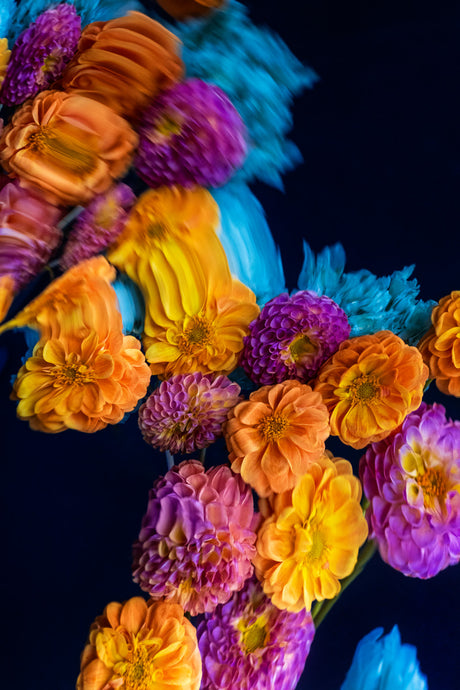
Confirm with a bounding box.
[197,576,315,690]
[61,11,183,122]
[136,78,246,189]
[241,290,350,385]
[0,3,80,106]
[225,379,330,497]
[314,330,429,450]
[0,274,14,322]
[360,402,460,578]
[77,597,202,690]
[419,290,460,396]
[255,453,368,612]
[156,0,223,20]
[139,372,241,454]
[0,38,10,88]
[133,460,257,615]
[0,89,137,206]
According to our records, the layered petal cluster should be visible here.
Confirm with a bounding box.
[133,460,257,615]
[139,372,241,454]
[61,11,183,121]
[0,38,10,88]
[254,453,368,612]
[0,3,80,106]
[241,290,350,385]
[156,0,223,20]
[314,330,428,449]
[107,186,259,377]
[197,576,315,690]
[77,597,202,690]
[136,78,247,189]
[225,379,330,497]
[0,89,137,206]
[360,402,460,578]
[418,290,460,396]
[0,275,14,322]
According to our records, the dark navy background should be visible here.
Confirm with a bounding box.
[2,1,460,688]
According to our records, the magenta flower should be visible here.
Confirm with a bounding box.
[360,402,460,578]
[133,460,257,615]
[197,576,315,690]
[138,372,241,454]
[241,290,350,385]
[0,4,81,106]
[135,78,247,189]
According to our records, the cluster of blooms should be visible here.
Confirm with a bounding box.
[1,1,459,689]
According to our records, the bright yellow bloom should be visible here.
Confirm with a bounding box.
[254,454,368,612]
[0,38,10,88]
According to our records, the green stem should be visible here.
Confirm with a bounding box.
[199,447,207,465]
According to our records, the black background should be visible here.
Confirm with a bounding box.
[2,1,460,688]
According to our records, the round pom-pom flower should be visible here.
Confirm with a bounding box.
[197,576,315,690]
[360,402,460,578]
[139,372,241,454]
[224,379,330,497]
[314,330,428,449]
[77,596,202,690]
[0,3,80,106]
[419,290,460,396]
[135,78,247,189]
[133,459,257,615]
[241,290,350,385]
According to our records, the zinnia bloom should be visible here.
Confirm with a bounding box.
[225,379,330,497]
[360,402,460,578]
[139,372,241,454]
[0,89,137,206]
[155,0,223,20]
[133,460,257,615]
[77,597,202,690]
[135,78,247,189]
[419,290,460,396]
[314,330,428,449]
[61,11,183,122]
[197,576,315,690]
[241,290,350,385]
[254,453,368,612]
[0,3,80,106]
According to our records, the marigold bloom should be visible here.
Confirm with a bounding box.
[0,89,137,206]
[0,38,11,88]
[419,290,460,396]
[360,403,460,578]
[133,460,257,615]
[254,454,368,612]
[0,274,14,322]
[314,330,428,449]
[155,0,224,20]
[77,597,201,690]
[61,11,183,121]
[225,379,330,497]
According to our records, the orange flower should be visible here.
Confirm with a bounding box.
[0,90,137,206]
[224,380,330,497]
[61,11,183,121]
[77,597,202,690]
[314,330,428,449]
[155,0,224,20]
[419,290,460,396]
[254,454,368,612]
[0,275,14,322]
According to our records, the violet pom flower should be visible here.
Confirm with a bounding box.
[0,3,81,106]
[138,372,241,454]
[241,290,350,385]
[197,576,315,690]
[133,460,257,615]
[135,78,247,189]
[360,402,460,578]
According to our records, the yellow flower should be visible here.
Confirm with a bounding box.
[254,454,368,612]
[0,38,10,88]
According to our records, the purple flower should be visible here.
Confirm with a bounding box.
[360,402,460,578]
[0,4,81,106]
[133,460,257,615]
[138,372,241,454]
[135,78,247,189]
[241,290,350,385]
[197,576,315,690]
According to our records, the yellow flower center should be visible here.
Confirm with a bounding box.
[94,197,119,229]
[417,467,447,507]
[258,413,289,442]
[349,375,379,403]
[121,644,163,690]
[155,113,182,138]
[28,126,97,175]
[177,315,214,354]
[240,619,269,654]
[53,355,95,386]
[288,332,317,363]
[307,528,327,562]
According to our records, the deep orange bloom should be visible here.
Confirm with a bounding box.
[0,90,137,206]
[225,380,330,497]
[0,275,14,322]
[77,597,202,690]
[155,0,224,20]
[419,291,460,396]
[314,330,428,449]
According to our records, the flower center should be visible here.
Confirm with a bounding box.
[307,529,327,562]
[53,355,95,386]
[28,126,97,175]
[177,316,214,354]
[417,467,447,507]
[288,332,317,363]
[258,413,289,442]
[349,375,379,403]
[240,618,269,654]
[155,112,182,138]
[122,644,157,690]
